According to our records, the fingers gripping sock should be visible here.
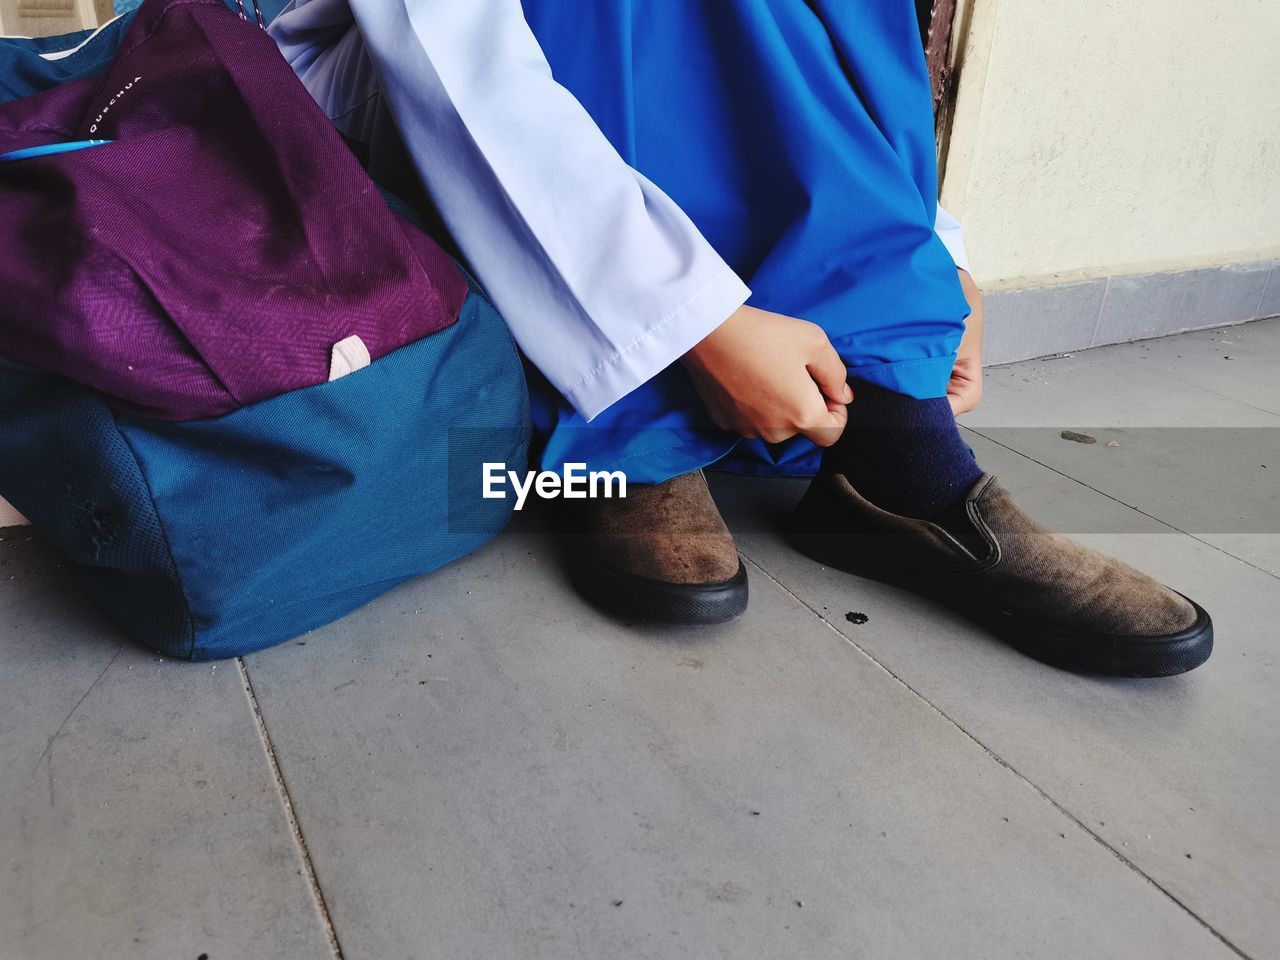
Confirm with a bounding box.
[833,379,983,520]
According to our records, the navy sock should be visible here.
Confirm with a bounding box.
[834,379,983,519]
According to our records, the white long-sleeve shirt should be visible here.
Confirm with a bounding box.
[269,0,970,420]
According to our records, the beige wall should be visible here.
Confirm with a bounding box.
[942,0,1280,290]
[0,0,112,36]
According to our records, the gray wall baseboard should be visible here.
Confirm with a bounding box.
[983,258,1278,366]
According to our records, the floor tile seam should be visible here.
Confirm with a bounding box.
[237,657,346,960]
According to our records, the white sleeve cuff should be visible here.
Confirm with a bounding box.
[565,268,750,421]
[934,203,972,274]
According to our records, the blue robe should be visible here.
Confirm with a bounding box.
[523,0,971,480]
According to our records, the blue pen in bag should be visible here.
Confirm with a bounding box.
[0,140,113,163]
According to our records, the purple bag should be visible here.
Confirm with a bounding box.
[0,0,467,420]
[0,0,531,660]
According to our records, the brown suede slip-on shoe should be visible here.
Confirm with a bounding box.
[562,470,748,625]
[790,472,1212,677]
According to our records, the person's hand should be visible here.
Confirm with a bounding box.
[681,304,851,447]
[948,268,985,415]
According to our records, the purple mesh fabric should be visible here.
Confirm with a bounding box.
[0,0,466,421]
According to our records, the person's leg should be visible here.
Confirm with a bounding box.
[524,0,972,482]
[526,363,747,626]
[519,0,975,624]
[521,0,1212,671]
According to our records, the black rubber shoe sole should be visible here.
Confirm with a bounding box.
[789,529,1212,678]
[569,559,749,626]
[958,593,1213,678]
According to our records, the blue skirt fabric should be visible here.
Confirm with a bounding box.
[522,0,971,480]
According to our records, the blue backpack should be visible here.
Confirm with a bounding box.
[0,8,530,660]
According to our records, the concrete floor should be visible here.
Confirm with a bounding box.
[2,320,1278,960]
